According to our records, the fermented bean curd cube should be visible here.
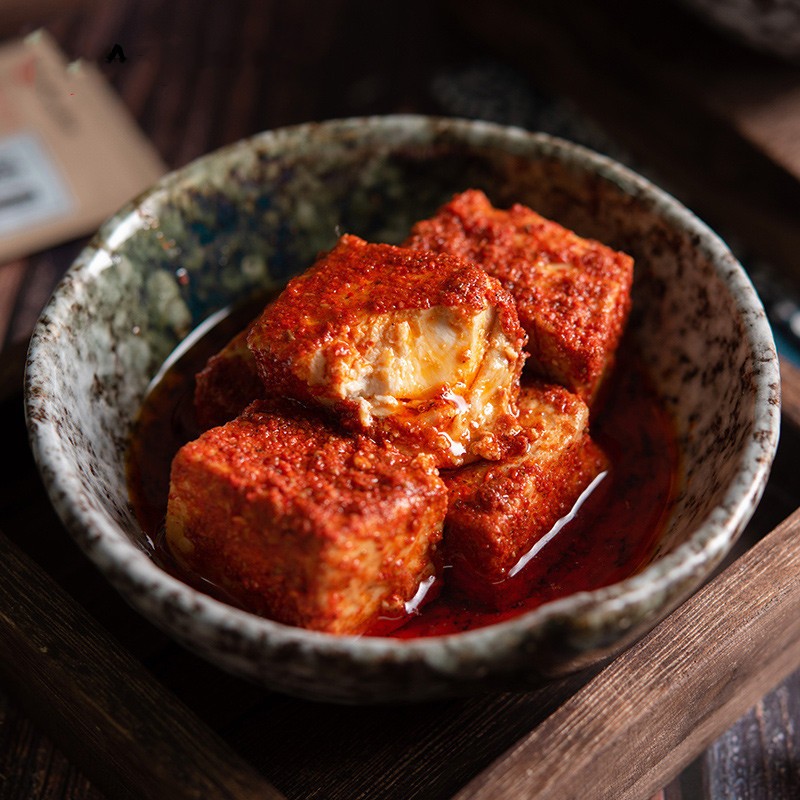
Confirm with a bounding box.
[246,234,528,469]
[166,399,447,634]
[442,382,609,602]
[194,326,266,430]
[405,190,634,404]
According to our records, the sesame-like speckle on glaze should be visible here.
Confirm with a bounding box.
[26,116,780,702]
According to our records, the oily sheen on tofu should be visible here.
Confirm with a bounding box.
[166,399,447,635]
[246,234,528,468]
[443,382,609,602]
[406,190,633,404]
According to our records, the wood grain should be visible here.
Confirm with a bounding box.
[455,507,800,800]
[704,675,800,799]
[0,530,284,800]
[0,693,106,800]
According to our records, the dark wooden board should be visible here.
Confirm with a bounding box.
[0,530,281,800]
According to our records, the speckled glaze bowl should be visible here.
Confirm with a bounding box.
[25,116,780,703]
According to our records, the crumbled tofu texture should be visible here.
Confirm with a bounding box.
[194,327,265,430]
[405,189,634,404]
[247,234,528,468]
[442,381,609,591]
[166,399,447,634]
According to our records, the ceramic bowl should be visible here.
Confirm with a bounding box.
[25,116,780,703]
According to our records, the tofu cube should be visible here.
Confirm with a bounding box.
[247,234,528,468]
[194,327,266,431]
[442,382,609,601]
[406,190,633,403]
[166,399,447,634]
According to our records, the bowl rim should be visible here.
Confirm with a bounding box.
[25,114,781,673]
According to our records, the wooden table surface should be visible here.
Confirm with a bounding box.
[3,1,800,798]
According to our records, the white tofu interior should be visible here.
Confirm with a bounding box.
[305,305,502,414]
[290,301,522,462]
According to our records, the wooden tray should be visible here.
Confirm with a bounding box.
[2,321,800,800]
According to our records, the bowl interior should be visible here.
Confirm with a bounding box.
[25,116,779,701]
